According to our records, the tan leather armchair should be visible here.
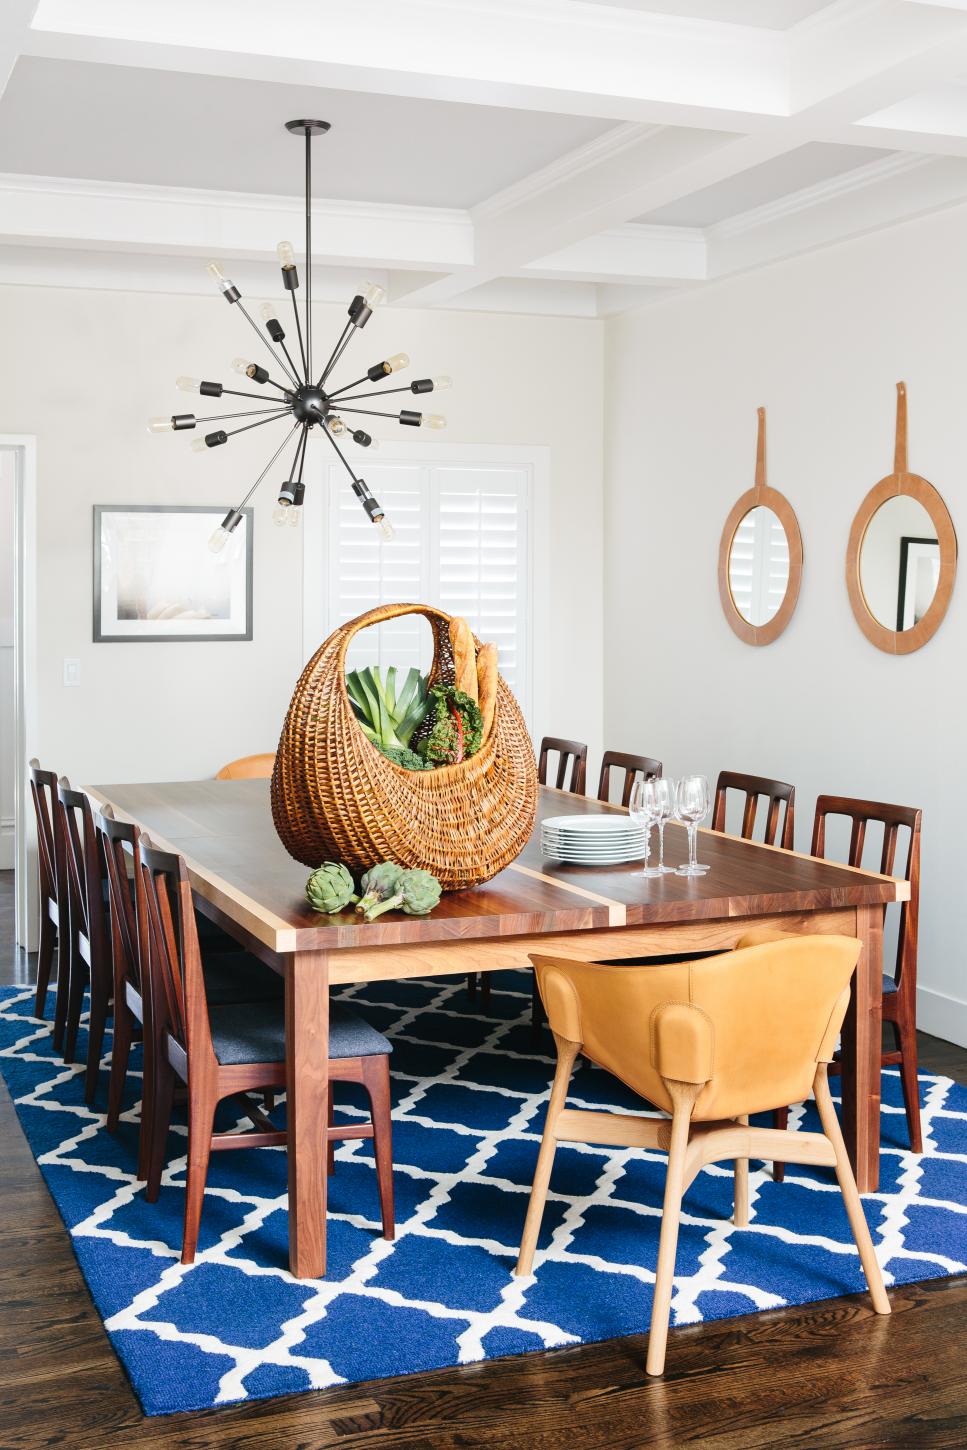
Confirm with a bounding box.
[515,935,890,1377]
[215,754,276,781]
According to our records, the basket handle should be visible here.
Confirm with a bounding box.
[335,601,455,671]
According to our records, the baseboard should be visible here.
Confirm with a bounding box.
[916,984,967,1052]
[0,819,12,872]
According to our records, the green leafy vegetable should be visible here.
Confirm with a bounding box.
[414,686,484,766]
[364,868,443,920]
[346,666,427,752]
[376,744,433,771]
[305,862,358,915]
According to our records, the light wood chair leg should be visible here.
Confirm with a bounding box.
[363,1055,395,1241]
[813,1066,891,1316]
[515,1034,580,1277]
[646,1079,702,1377]
[733,1113,749,1228]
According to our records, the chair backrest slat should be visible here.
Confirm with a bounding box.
[137,839,215,1070]
[597,750,662,808]
[28,760,59,903]
[56,780,107,971]
[811,795,922,996]
[538,737,588,795]
[712,771,796,850]
[97,810,143,996]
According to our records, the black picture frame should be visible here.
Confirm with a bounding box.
[896,534,939,632]
[93,504,254,643]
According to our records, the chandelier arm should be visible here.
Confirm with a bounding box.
[317,320,354,388]
[195,406,292,425]
[277,336,303,385]
[235,300,301,388]
[222,410,292,441]
[231,423,304,512]
[326,373,373,399]
[333,386,414,402]
[319,413,363,483]
[291,422,310,484]
[297,425,310,483]
[288,290,308,381]
[218,388,289,402]
[336,406,407,420]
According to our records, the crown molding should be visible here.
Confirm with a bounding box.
[473,124,661,223]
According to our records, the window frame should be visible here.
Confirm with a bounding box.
[302,440,550,734]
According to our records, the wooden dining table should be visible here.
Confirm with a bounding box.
[85,778,908,1279]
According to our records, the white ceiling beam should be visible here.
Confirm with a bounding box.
[26,0,787,125]
[708,150,967,277]
[0,173,472,273]
[0,1,38,99]
[523,224,707,285]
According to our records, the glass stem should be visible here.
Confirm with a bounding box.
[658,821,666,871]
[643,822,653,873]
[688,824,697,871]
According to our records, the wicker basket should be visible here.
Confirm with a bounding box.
[271,602,538,890]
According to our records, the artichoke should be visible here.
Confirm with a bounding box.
[364,868,442,921]
[355,861,405,916]
[306,862,358,915]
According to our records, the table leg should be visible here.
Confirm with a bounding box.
[840,905,883,1193]
[285,950,329,1278]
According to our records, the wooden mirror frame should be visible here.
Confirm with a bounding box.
[846,382,957,655]
[718,407,803,646]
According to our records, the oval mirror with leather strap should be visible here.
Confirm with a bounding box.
[847,382,957,654]
[718,407,803,646]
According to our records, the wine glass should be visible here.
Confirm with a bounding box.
[652,776,676,874]
[674,775,711,877]
[629,778,662,878]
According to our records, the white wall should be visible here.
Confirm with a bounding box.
[0,285,603,786]
[0,449,13,868]
[604,201,967,1047]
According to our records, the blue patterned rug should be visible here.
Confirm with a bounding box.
[0,975,964,1416]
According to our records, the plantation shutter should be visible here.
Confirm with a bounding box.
[324,454,531,717]
[727,507,789,624]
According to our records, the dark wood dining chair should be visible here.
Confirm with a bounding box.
[28,760,64,1029]
[597,750,662,807]
[711,770,796,850]
[138,837,396,1264]
[538,737,588,795]
[56,779,112,1103]
[773,795,923,1178]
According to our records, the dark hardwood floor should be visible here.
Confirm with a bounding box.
[0,868,965,1449]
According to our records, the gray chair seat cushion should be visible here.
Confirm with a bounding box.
[883,973,898,994]
[203,951,284,1005]
[209,1000,392,1067]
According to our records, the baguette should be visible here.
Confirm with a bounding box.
[449,616,478,700]
[476,641,498,741]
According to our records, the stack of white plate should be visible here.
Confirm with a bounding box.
[541,814,646,865]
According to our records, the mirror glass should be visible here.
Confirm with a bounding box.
[859,495,939,630]
[728,505,790,625]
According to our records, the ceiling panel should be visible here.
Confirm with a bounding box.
[575,0,837,28]
[633,142,892,227]
[0,57,613,208]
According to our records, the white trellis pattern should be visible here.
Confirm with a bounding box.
[0,976,964,1416]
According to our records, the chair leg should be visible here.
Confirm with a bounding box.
[146,1057,176,1203]
[84,988,110,1108]
[466,973,477,1002]
[34,913,56,1020]
[182,1085,217,1265]
[894,1019,923,1153]
[515,1034,580,1276]
[52,937,71,1052]
[62,948,88,1065]
[479,973,491,1011]
[326,1095,335,1176]
[813,1066,890,1316]
[646,1079,701,1377]
[772,1105,788,1181]
[363,1055,395,1241]
[734,1114,749,1228]
[106,1004,133,1133]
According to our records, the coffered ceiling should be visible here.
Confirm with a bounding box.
[2,0,967,316]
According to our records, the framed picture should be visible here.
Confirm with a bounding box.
[93,505,253,643]
[896,534,940,632]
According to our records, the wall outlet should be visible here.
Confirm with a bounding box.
[63,658,81,687]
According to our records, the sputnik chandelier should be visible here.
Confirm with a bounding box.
[148,119,450,552]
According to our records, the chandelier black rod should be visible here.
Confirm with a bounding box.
[305,127,313,382]
[277,335,302,385]
[317,321,354,389]
[319,410,363,483]
[335,386,418,403]
[196,406,290,425]
[336,405,410,421]
[235,300,300,388]
[327,372,380,399]
[289,289,308,381]
[235,422,303,510]
[219,387,289,403]
[222,410,292,440]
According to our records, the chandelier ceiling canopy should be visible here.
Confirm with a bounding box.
[148,119,450,552]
